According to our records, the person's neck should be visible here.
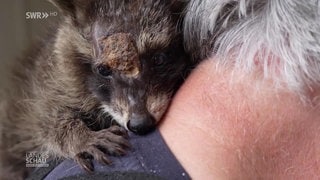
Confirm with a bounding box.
[159,59,320,179]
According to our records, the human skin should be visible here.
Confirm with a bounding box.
[160,58,320,179]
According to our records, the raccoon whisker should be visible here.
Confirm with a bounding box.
[98,84,105,89]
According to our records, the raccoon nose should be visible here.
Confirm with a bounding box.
[127,114,156,135]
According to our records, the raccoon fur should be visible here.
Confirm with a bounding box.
[0,0,190,179]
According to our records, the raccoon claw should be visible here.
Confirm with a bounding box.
[75,153,94,173]
[75,125,130,172]
[108,125,129,138]
[92,126,131,154]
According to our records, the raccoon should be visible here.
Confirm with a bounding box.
[0,0,190,179]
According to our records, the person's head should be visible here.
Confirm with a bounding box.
[160,2,320,179]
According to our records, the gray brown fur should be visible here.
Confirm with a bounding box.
[0,0,190,179]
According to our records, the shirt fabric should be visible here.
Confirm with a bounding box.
[35,129,190,180]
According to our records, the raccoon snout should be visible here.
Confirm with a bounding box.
[127,114,156,135]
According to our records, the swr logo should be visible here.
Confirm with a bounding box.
[26,12,55,19]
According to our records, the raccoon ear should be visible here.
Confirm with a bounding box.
[49,0,92,25]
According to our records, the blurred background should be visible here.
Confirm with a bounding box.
[0,0,59,89]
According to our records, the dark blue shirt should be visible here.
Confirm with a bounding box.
[43,129,190,180]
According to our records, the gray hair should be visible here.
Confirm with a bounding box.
[184,0,320,94]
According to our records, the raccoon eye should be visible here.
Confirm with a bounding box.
[95,65,112,77]
[152,53,168,66]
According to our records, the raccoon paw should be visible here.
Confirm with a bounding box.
[74,125,130,172]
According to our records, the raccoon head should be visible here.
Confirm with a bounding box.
[51,0,190,135]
